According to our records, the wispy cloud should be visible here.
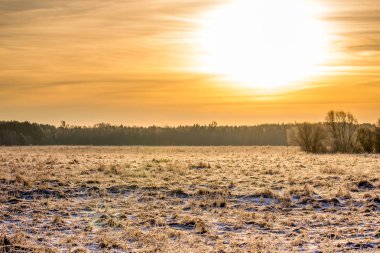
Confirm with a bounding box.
[0,0,379,124]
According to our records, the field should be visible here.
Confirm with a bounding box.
[0,146,379,252]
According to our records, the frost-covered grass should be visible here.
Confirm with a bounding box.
[0,146,379,252]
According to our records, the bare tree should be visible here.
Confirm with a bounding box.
[325,111,358,152]
[287,123,327,153]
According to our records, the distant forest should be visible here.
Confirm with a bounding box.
[0,121,291,146]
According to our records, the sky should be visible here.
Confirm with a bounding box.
[0,0,379,126]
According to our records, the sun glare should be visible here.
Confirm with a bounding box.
[194,0,333,91]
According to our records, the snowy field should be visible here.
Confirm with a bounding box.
[0,146,379,252]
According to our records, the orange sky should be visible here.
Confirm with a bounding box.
[0,0,379,126]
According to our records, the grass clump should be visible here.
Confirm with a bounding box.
[189,162,211,169]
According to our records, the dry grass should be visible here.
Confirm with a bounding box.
[0,146,379,252]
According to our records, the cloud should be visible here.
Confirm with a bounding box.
[0,0,380,124]
[0,1,64,12]
[0,1,218,76]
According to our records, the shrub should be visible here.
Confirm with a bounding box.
[287,123,327,153]
[356,127,375,153]
[375,119,380,153]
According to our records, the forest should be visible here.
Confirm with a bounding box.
[2,112,378,151]
[0,121,290,146]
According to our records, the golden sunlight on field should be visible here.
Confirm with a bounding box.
[1,147,379,252]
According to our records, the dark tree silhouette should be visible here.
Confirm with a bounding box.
[0,121,290,146]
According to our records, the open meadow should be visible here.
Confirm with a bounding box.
[0,146,379,252]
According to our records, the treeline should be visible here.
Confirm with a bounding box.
[0,121,290,146]
[288,111,380,153]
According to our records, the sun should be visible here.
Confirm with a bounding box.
[194,0,333,91]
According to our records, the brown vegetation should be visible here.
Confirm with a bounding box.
[287,123,326,153]
[289,111,380,154]
[357,127,375,153]
[325,110,358,153]
[375,119,380,153]
[0,146,379,252]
